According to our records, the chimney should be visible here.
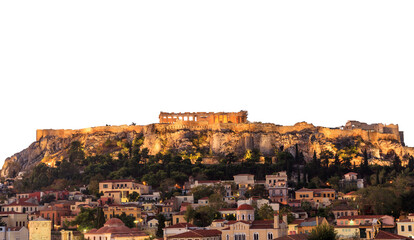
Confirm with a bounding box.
[274,214,279,229]
[283,215,288,224]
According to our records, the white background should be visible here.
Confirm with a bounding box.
[1,0,413,167]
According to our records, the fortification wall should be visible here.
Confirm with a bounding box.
[36,125,144,141]
[36,121,401,145]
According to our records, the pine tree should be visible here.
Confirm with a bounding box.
[96,207,105,228]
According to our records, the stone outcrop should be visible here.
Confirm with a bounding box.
[1,121,413,178]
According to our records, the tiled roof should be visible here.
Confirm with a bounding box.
[165,223,196,229]
[337,215,387,220]
[237,204,254,211]
[167,229,222,239]
[86,218,148,237]
[0,211,27,215]
[375,230,408,239]
[2,201,38,207]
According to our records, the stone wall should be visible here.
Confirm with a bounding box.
[36,125,144,141]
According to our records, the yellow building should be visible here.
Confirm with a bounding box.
[28,217,51,240]
[0,212,29,228]
[103,204,142,222]
[99,179,151,204]
[334,225,360,239]
[217,217,288,240]
[295,188,336,207]
[172,212,188,225]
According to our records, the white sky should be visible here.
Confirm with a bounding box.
[1,0,413,168]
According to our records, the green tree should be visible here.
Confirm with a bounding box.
[156,214,166,237]
[257,204,274,220]
[184,205,196,223]
[69,140,85,163]
[192,205,219,227]
[71,208,98,232]
[128,192,140,202]
[96,207,105,228]
[117,212,136,228]
[308,224,338,240]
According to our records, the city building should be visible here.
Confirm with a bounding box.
[397,214,414,238]
[266,172,288,204]
[28,217,52,240]
[103,204,142,222]
[99,179,151,204]
[0,226,29,240]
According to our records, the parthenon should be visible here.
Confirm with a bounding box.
[159,111,248,124]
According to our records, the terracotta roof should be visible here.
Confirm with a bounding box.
[219,208,237,212]
[165,223,196,229]
[167,229,222,239]
[291,219,305,225]
[86,218,148,237]
[2,201,38,207]
[226,220,250,225]
[0,211,27,215]
[237,204,254,211]
[105,218,124,227]
[338,215,387,220]
[375,230,408,239]
[250,220,277,229]
[274,234,309,240]
[313,188,335,193]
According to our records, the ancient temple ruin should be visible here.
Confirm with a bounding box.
[159,111,248,124]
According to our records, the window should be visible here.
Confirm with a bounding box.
[409,225,412,232]
[402,225,405,232]
[226,235,229,240]
[268,233,273,240]
[103,184,108,188]
[254,233,259,240]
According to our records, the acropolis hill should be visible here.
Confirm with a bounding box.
[1,111,413,177]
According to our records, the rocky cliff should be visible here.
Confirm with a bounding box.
[1,121,413,178]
